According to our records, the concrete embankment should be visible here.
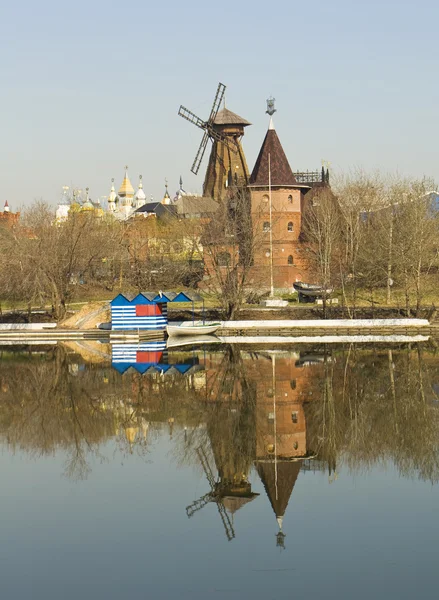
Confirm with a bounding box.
[0,318,435,344]
[0,329,164,343]
[217,318,432,337]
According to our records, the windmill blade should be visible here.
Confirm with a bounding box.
[216,501,236,541]
[197,446,216,489]
[186,492,213,518]
[207,82,226,125]
[191,131,209,175]
[179,106,206,130]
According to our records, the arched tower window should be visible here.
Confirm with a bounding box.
[263,221,270,232]
[288,255,294,265]
[288,194,293,203]
[262,194,269,203]
[288,222,294,232]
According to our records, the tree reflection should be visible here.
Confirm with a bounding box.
[1,341,439,492]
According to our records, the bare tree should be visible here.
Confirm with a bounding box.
[200,181,265,319]
[302,187,343,316]
[0,201,122,319]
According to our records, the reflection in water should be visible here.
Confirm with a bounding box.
[1,341,439,543]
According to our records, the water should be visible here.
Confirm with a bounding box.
[1,341,439,599]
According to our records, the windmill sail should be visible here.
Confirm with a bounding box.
[192,131,209,175]
[208,82,226,123]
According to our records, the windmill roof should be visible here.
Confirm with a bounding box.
[256,461,301,518]
[221,495,258,515]
[249,128,297,187]
[214,108,251,127]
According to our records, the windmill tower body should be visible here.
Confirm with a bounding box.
[203,108,251,201]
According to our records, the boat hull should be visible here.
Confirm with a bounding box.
[293,282,333,297]
[167,322,221,337]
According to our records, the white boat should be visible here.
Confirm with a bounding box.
[166,334,221,348]
[166,321,221,337]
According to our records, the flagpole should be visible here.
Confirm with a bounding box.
[269,153,274,297]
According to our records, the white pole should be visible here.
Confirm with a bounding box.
[269,153,274,297]
[273,354,278,501]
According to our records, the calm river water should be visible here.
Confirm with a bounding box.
[1,340,439,599]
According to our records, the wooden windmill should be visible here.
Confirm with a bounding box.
[179,83,251,201]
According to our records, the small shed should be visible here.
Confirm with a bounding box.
[110,291,204,331]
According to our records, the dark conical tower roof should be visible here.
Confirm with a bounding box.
[250,125,297,187]
[256,461,301,518]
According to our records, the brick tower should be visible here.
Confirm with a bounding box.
[249,100,310,290]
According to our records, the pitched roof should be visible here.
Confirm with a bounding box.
[174,195,218,217]
[249,129,297,187]
[214,108,251,127]
[256,461,301,518]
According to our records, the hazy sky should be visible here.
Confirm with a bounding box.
[1,0,438,209]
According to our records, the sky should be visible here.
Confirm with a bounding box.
[1,0,438,209]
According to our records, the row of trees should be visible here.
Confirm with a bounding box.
[0,182,261,320]
[0,171,437,319]
[0,202,205,319]
[304,173,439,315]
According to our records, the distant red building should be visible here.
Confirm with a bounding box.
[0,201,19,228]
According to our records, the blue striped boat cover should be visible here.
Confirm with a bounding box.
[112,341,168,374]
[111,342,200,375]
[111,305,168,330]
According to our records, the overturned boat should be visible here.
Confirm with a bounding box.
[293,281,333,299]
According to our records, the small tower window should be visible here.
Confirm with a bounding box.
[262,194,269,203]
[263,221,270,232]
[290,379,296,390]
[288,194,293,203]
[288,222,294,232]
[292,412,298,423]
[216,251,231,267]
[293,441,299,450]
[288,255,294,265]
[265,249,270,257]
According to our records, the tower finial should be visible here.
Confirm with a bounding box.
[266,96,276,130]
[276,516,286,550]
[266,96,276,116]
